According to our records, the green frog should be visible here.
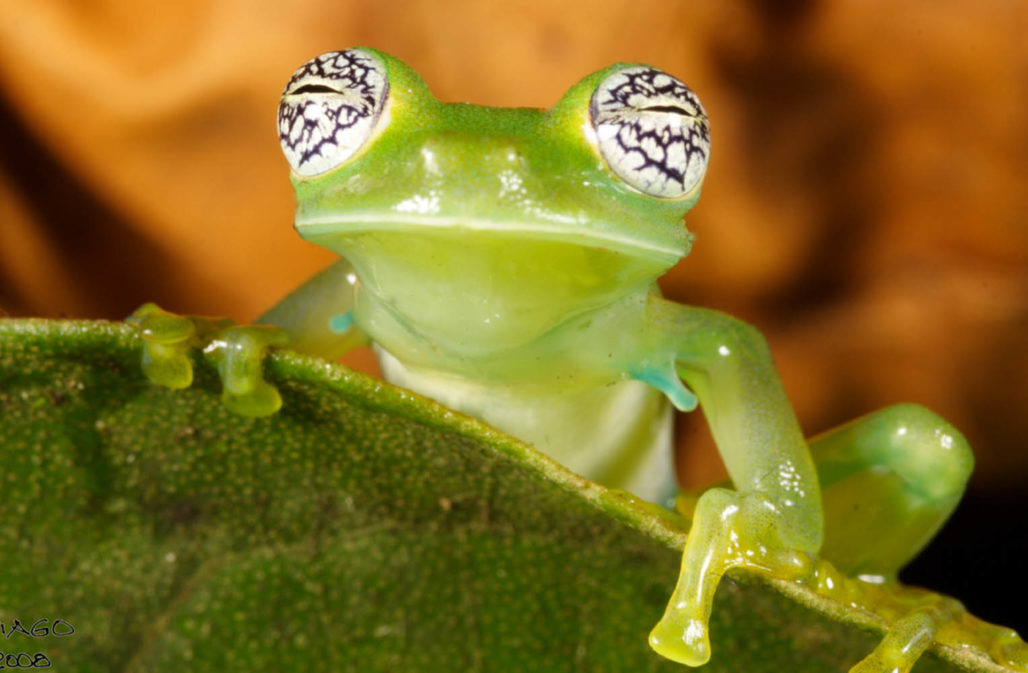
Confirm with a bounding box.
[133,48,1023,671]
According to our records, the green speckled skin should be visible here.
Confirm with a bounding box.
[134,48,995,672]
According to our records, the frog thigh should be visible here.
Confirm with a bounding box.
[810,403,973,579]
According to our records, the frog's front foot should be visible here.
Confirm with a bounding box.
[649,487,817,666]
[649,614,710,667]
[128,303,288,416]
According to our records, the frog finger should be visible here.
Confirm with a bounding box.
[207,325,290,417]
[127,303,198,388]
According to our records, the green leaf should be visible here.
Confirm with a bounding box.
[0,319,1017,672]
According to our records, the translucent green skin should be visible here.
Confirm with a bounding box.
[136,49,979,671]
[262,50,977,669]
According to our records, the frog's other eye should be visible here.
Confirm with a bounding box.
[278,49,389,177]
[589,66,710,199]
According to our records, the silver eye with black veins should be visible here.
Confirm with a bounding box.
[278,49,389,177]
[590,66,710,199]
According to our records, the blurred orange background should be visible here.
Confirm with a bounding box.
[1,0,1025,631]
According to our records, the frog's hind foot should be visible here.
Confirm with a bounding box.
[850,608,946,673]
[820,569,1028,673]
[128,303,288,416]
[851,588,1028,673]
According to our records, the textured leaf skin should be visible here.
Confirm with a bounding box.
[0,319,1007,672]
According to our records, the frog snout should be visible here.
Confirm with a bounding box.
[418,135,527,177]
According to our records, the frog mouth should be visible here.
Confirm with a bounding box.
[295,213,689,266]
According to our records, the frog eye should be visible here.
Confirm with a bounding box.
[589,66,710,199]
[278,49,389,177]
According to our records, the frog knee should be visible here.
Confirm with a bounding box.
[873,404,973,503]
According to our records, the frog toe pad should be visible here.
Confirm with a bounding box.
[649,615,710,667]
[209,325,289,416]
[128,303,287,417]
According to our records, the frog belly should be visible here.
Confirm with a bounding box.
[376,346,675,504]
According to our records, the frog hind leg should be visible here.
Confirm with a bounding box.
[849,607,952,673]
[668,403,1021,672]
[810,404,978,673]
[849,593,1028,673]
[761,401,1023,673]
[812,403,973,581]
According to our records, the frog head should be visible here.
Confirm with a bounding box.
[277,48,710,354]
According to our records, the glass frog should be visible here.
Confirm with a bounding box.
[131,48,1026,671]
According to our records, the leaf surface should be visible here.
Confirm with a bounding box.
[0,319,1013,672]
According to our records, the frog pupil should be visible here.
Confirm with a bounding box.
[641,105,692,115]
[291,84,340,95]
